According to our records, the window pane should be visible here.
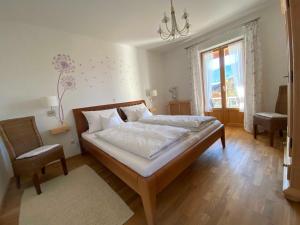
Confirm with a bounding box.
[224,43,244,109]
[203,50,222,109]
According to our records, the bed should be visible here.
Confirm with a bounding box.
[73,100,225,225]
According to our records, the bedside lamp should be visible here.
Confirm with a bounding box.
[148,89,158,113]
[150,89,158,103]
[44,96,58,117]
[150,89,158,99]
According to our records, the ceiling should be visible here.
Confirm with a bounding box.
[0,0,274,47]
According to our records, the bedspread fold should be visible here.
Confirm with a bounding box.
[139,115,216,131]
[95,122,189,160]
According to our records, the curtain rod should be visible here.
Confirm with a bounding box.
[184,17,260,50]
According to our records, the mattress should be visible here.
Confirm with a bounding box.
[82,120,222,177]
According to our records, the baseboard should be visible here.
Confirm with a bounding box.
[283,187,300,202]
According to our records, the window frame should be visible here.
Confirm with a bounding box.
[200,38,244,110]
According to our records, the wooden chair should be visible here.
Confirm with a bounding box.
[253,85,288,146]
[0,116,68,194]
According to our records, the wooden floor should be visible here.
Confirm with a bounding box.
[1,127,300,225]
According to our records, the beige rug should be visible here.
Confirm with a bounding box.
[19,165,134,225]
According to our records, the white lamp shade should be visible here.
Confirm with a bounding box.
[44,96,59,107]
[150,89,158,97]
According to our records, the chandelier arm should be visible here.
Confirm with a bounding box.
[161,34,171,40]
[174,17,187,34]
[174,18,188,35]
[163,32,172,39]
[159,26,171,37]
[160,32,172,40]
[165,22,172,33]
[159,25,171,37]
[178,23,189,34]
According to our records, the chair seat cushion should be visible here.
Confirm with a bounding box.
[16,144,60,159]
[255,112,287,119]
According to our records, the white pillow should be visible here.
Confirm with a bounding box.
[121,103,148,121]
[136,108,153,120]
[123,110,139,121]
[101,111,124,129]
[83,108,118,133]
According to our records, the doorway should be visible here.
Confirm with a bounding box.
[201,40,244,126]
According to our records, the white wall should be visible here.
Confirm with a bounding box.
[0,21,150,205]
[137,49,168,114]
[260,3,289,111]
[159,2,288,112]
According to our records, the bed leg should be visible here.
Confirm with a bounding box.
[221,127,226,149]
[79,142,86,155]
[139,179,156,225]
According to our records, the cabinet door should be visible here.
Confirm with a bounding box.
[179,102,191,115]
[169,103,180,115]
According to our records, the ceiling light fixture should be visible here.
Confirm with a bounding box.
[157,0,191,40]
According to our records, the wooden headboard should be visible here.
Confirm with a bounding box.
[72,100,145,149]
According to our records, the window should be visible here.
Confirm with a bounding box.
[201,40,244,111]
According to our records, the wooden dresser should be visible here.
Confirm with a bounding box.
[168,101,191,115]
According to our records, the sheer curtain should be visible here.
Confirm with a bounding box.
[228,41,245,112]
[187,46,205,115]
[244,20,263,132]
[202,52,214,112]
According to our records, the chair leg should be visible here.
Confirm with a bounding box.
[60,157,68,175]
[253,124,257,139]
[41,167,46,174]
[221,128,226,149]
[15,176,21,189]
[269,131,274,147]
[32,173,42,195]
[279,129,284,137]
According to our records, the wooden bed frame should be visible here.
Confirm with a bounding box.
[73,100,225,225]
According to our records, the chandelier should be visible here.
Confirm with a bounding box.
[157,0,191,40]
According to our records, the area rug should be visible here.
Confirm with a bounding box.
[19,165,134,225]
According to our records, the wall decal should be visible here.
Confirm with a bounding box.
[50,53,139,123]
[52,54,76,125]
[75,55,137,90]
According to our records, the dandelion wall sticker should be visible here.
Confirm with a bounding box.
[52,54,76,125]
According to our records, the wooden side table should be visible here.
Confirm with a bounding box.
[168,101,191,115]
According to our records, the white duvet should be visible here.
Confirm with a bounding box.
[95,122,189,160]
[139,115,216,131]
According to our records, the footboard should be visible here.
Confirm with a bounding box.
[137,124,225,225]
[152,124,224,193]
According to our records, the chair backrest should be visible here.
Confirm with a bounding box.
[0,116,43,161]
[275,85,288,114]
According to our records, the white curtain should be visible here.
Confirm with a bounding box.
[187,46,205,115]
[202,52,214,112]
[244,20,263,132]
[227,41,245,112]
